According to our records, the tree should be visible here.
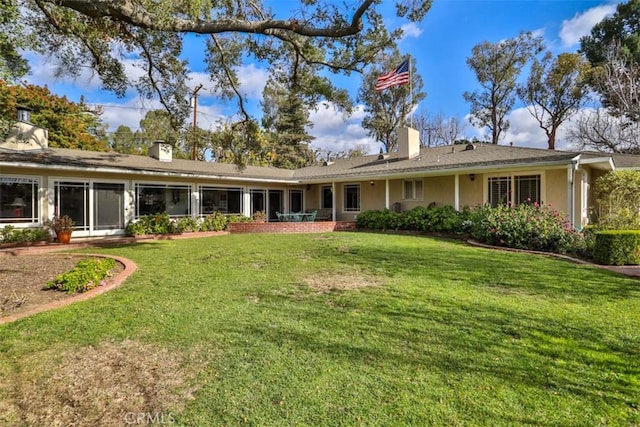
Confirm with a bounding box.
[517,52,590,149]
[260,61,323,169]
[110,125,145,154]
[0,81,109,150]
[412,111,464,147]
[580,0,640,66]
[568,44,640,153]
[464,32,543,144]
[580,0,640,115]
[358,51,425,153]
[11,1,432,130]
[139,110,183,150]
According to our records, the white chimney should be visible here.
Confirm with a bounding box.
[149,141,173,162]
[397,127,420,159]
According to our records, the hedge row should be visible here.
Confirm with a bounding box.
[356,204,585,255]
[593,230,640,265]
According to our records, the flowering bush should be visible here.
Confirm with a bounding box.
[468,203,584,254]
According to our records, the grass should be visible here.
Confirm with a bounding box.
[1,232,639,426]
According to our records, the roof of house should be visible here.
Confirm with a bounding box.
[0,143,636,183]
[293,143,612,181]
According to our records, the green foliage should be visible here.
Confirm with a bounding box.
[125,212,231,236]
[0,81,109,150]
[594,170,640,229]
[580,0,640,66]
[464,31,544,144]
[200,212,228,232]
[125,213,178,236]
[226,214,252,224]
[356,205,465,233]
[45,258,116,294]
[12,1,433,133]
[517,52,590,149]
[593,230,640,265]
[468,203,583,254]
[0,226,50,244]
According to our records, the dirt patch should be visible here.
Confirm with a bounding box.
[303,271,382,294]
[1,339,199,426]
[0,254,124,319]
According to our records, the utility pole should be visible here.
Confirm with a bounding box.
[191,84,204,160]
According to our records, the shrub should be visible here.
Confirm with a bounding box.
[594,170,640,229]
[201,212,228,231]
[175,216,200,233]
[592,230,640,265]
[468,203,583,254]
[45,258,117,294]
[0,226,50,243]
[356,209,399,231]
[226,214,252,224]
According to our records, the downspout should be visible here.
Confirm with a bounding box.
[567,157,579,229]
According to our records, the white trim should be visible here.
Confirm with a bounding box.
[342,183,361,213]
[0,174,42,228]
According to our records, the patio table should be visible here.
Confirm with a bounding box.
[276,211,317,222]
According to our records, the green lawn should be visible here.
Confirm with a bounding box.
[1,233,639,426]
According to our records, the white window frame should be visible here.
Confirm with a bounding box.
[50,176,129,236]
[198,185,244,216]
[0,175,42,227]
[133,181,192,218]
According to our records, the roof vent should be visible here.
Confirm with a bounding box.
[464,143,476,151]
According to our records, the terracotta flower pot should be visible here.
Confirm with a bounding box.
[56,230,72,244]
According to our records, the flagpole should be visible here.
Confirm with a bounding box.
[408,55,413,128]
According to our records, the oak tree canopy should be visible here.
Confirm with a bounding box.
[4,1,432,128]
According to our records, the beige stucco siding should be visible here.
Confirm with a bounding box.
[543,168,568,212]
[459,173,483,207]
[424,176,455,207]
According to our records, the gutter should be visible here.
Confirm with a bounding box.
[0,161,301,185]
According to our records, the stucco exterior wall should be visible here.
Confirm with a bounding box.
[459,173,484,207]
[424,176,455,207]
[543,168,568,211]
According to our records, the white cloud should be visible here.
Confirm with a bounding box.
[559,4,617,47]
[463,107,580,150]
[307,102,377,154]
[401,22,423,39]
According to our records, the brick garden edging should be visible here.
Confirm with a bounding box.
[0,253,137,324]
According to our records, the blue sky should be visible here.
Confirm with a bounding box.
[23,0,622,154]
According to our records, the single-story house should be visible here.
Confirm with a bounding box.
[1,115,639,238]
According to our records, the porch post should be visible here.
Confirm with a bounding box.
[385,179,390,210]
[454,174,460,211]
[331,182,336,221]
[567,160,577,229]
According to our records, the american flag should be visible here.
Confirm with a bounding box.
[375,59,410,91]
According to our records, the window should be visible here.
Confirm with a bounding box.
[289,189,303,213]
[135,183,191,217]
[515,175,540,205]
[93,183,125,230]
[488,175,541,207]
[321,186,333,209]
[0,176,39,224]
[54,181,89,230]
[403,179,423,200]
[200,187,243,215]
[344,184,360,212]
